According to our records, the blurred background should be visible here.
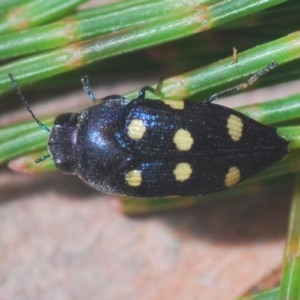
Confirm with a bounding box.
[1,0,300,299]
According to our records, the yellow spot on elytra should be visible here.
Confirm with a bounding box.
[127,119,146,140]
[125,170,142,187]
[224,166,241,187]
[163,99,185,110]
[173,129,194,151]
[173,163,192,182]
[227,114,243,142]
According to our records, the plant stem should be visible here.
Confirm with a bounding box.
[0,0,88,34]
[0,0,287,96]
[279,174,300,299]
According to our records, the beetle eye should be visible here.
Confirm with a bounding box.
[54,113,78,127]
[48,113,79,174]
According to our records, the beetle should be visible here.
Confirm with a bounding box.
[9,62,288,197]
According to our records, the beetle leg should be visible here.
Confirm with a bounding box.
[81,74,96,104]
[207,61,278,102]
[138,86,157,100]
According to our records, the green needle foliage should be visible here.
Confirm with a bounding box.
[0,0,32,15]
[239,287,280,299]
[1,0,300,298]
[0,0,288,94]
[239,175,300,299]
[280,175,300,299]
[0,0,298,184]
[0,0,89,34]
[0,0,299,186]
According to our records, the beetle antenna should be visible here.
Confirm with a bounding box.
[81,75,96,104]
[8,73,50,132]
[35,154,51,163]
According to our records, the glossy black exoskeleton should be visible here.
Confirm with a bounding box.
[9,62,288,197]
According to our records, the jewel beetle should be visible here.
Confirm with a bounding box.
[9,62,288,197]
